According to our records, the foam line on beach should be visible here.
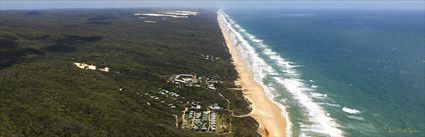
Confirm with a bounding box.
[274,78,343,136]
[218,10,290,137]
[219,9,344,137]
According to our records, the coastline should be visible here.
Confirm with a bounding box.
[217,11,287,137]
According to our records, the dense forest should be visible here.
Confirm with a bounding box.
[0,9,259,137]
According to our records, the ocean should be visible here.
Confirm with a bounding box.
[220,9,424,137]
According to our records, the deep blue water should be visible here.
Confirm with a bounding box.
[223,9,424,137]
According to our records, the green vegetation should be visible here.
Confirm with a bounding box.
[0,9,259,137]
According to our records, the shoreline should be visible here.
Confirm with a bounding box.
[217,11,287,137]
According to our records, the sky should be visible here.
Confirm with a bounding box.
[1,0,424,10]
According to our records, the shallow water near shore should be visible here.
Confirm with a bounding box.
[222,9,425,136]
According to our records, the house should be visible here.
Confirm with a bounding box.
[208,84,216,90]
[209,103,221,110]
[201,123,208,131]
[188,111,194,119]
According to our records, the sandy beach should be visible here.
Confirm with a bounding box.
[217,11,286,137]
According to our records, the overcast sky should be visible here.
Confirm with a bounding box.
[1,0,424,10]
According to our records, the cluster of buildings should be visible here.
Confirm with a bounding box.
[187,111,218,132]
[202,54,221,62]
[209,112,217,131]
[158,88,180,99]
[183,102,223,133]
[205,76,219,90]
[169,74,221,90]
[188,101,202,110]
[133,72,227,133]
[73,62,109,72]
[138,88,183,109]
[209,103,221,110]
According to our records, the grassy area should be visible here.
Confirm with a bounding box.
[216,113,225,133]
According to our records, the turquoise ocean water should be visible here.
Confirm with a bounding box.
[220,9,424,137]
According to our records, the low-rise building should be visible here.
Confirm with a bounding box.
[209,103,221,110]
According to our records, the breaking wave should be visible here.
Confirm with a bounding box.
[342,107,361,114]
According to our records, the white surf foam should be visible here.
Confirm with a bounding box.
[219,10,293,137]
[252,38,262,43]
[219,10,343,137]
[246,34,256,39]
[311,92,327,98]
[275,78,343,136]
[342,107,361,114]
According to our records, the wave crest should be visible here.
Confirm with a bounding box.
[342,107,361,114]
